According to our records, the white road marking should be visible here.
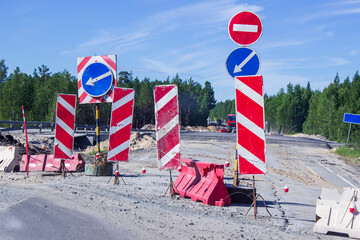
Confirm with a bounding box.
[312,158,357,188]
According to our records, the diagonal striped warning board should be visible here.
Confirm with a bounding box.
[235,75,266,174]
[154,85,180,170]
[108,87,135,161]
[54,94,76,159]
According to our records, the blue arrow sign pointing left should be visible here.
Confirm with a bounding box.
[81,62,113,97]
[226,47,260,78]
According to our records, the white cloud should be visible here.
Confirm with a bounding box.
[349,49,359,55]
[61,30,150,55]
[326,57,351,66]
[148,0,263,28]
[300,7,360,23]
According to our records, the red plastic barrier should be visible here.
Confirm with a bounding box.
[20,154,46,172]
[173,158,231,206]
[44,154,84,172]
[20,154,85,172]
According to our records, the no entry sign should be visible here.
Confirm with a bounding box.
[228,11,262,46]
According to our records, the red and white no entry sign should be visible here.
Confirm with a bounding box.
[228,11,262,46]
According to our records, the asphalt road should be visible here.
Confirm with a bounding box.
[180,131,342,149]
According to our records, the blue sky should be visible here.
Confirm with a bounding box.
[0,0,359,102]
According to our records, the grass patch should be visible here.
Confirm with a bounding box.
[334,146,360,166]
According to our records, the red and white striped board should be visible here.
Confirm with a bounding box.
[77,55,117,104]
[108,87,135,161]
[54,94,76,159]
[154,85,181,171]
[235,75,266,174]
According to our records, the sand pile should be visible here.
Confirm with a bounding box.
[288,133,328,140]
[141,124,155,131]
[207,126,217,132]
[83,132,156,154]
[185,126,207,132]
[130,132,156,150]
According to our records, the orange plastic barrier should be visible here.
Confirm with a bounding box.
[20,154,85,172]
[173,158,231,206]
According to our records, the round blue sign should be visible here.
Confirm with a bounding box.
[226,47,260,78]
[81,62,113,97]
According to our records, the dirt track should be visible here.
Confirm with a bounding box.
[0,130,359,239]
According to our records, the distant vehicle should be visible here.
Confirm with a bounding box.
[227,114,236,132]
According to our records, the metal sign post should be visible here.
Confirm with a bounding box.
[343,113,360,145]
[96,103,100,153]
[77,55,117,176]
[226,12,268,212]
[347,123,352,146]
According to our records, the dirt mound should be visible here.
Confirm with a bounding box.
[288,133,328,141]
[207,126,217,132]
[185,126,207,132]
[141,124,155,131]
[130,132,156,150]
[83,132,156,155]
[0,132,51,156]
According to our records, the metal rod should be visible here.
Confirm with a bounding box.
[253,175,257,219]
[169,170,173,198]
[347,123,352,146]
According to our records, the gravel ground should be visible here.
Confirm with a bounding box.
[0,130,358,239]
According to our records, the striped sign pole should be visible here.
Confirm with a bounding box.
[154,85,181,171]
[96,103,100,153]
[108,87,135,161]
[21,106,29,176]
[235,75,266,175]
[54,94,76,160]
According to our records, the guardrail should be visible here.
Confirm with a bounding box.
[0,120,109,133]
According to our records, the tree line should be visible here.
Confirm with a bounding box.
[0,60,216,127]
[210,71,360,146]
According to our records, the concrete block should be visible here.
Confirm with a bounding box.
[0,146,19,172]
[314,187,360,239]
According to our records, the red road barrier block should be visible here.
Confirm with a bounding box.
[173,158,231,206]
[20,154,85,172]
[44,154,85,172]
[20,154,46,171]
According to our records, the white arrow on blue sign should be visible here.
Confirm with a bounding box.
[225,47,260,78]
[81,62,113,97]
